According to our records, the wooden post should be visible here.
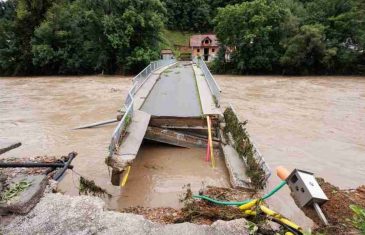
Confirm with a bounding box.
[121,166,131,187]
[206,116,215,168]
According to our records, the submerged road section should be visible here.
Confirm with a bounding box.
[141,62,202,117]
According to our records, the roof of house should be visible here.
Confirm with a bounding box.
[161,49,173,54]
[189,34,218,47]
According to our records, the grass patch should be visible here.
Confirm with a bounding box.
[350,205,365,233]
[0,180,32,203]
[161,29,194,47]
[160,29,196,58]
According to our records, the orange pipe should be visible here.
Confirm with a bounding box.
[276,166,290,181]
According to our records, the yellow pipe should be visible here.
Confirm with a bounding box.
[244,210,257,216]
[259,205,303,232]
[206,116,215,168]
[239,199,258,210]
[121,166,131,187]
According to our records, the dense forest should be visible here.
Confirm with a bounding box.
[212,0,365,74]
[0,0,165,75]
[0,0,364,76]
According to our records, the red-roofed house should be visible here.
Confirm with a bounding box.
[190,34,219,62]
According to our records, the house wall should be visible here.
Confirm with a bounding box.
[191,47,219,61]
[162,54,174,60]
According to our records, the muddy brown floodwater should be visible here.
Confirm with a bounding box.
[1,75,365,228]
[216,75,365,227]
[0,76,229,210]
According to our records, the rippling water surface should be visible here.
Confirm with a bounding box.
[0,75,229,210]
[1,75,364,227]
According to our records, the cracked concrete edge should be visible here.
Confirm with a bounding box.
[1,193,251,235]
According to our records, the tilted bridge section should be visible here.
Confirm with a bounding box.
[106,58,270,187]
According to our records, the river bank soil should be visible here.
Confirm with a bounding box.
[302,178,365,234]
[121,180,365,234]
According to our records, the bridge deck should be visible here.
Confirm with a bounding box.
[192,64,221,116]
[141,62,202,117]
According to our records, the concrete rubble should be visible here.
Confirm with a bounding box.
[0,175,47,215]
[1,193,251,235]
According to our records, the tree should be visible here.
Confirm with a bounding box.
[31,1,107,74]
[214,0,291,73]
[214,0,365,75]
[31,0,166,74]
[162,0,211,32]
[0,0,16,20]
[280,24,331,74]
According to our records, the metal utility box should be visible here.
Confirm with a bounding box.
[286,169,328,208]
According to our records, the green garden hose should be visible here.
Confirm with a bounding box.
[192,180,287,206]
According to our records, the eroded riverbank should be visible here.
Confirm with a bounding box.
[216,75,365,226]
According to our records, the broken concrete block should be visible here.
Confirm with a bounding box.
[221,144,251,189]
[0,175,47,215]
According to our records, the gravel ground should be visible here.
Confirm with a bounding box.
[1,193,251,235]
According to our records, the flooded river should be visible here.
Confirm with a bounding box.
[1,75,364,226]
[0,76,229,210]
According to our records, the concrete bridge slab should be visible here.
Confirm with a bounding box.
[141,62,202,117]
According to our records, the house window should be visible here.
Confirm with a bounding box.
[212,48,215,52]
[205,39,209,44]
[197,49,200,52]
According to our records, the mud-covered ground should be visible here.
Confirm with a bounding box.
[122,180,365,234]
[302,178,365,234]
[121,186,259,225]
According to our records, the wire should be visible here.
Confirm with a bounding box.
[192,180,287,206]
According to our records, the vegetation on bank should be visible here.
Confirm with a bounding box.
[212,0,365,75]
[160,29,194,58]
[161,0,241,32]
[0,0,364,76]
[0,0,165,75]
[223,107,267,189]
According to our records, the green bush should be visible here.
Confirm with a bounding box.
[350,205,365,233]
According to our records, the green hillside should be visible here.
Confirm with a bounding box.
[160,30,195,58]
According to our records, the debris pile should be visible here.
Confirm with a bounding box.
[79,176,112,198]
[0,155,59,178]
[121,186,260,225]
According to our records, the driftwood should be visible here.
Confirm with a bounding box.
[73,118,118,130]
[0,141,21,155]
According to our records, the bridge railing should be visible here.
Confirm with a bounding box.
[109,59,176,156]
[195,58,222,106]
[132,59,175,96]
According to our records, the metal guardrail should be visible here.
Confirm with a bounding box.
[109,59,176,156]
[195,58,222,106]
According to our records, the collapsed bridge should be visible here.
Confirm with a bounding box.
[106,59,270,188]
